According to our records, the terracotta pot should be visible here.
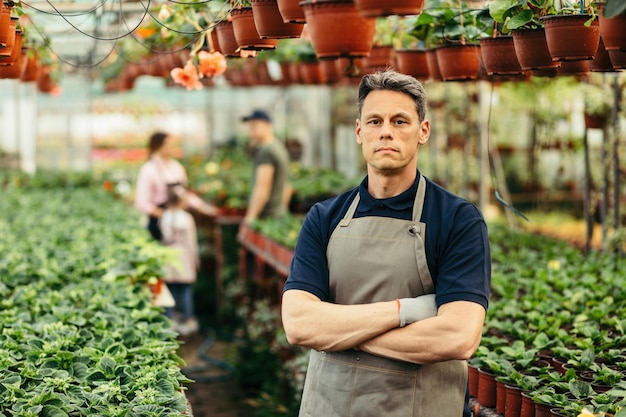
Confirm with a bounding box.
[535,402,552,417]
[468,363,479,398]
[0,16,16,57]
[590,37,614,72]
[541,14,601,61]
[477,368,497,408]
[276,0,306,23]
[300,0,376,60]
[37,69,56,93]
[0,47,26,79]
[215,21,241,57]
[556,59,590,76]
[608,48,626,69]
[0,29,21,65]
[496,379,507,414]
[278,61,292,84]
[425,48,442,81]
[251,0,304,39]
[435,44,481,81]
[520,392,535,417]
[598,3,626,51]
[584,113,607,129]
[210,29,222,53]
[0,3,11,48]
[395,48,429,79]
[319,59,343,83]
[363,44,395,73]
[511,28,559,70]
[505,385,523,417]
[480,36,522,75]
[299,61,326,84]
[288,61,302,83]
[20,50,38,82]
[231,7,279,50]
[354,0,424,17]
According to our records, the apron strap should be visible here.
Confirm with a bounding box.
[339,193,360,227]
[411,175,427,222]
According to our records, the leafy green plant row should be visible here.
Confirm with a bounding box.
[477,223,626,416]
[0,188,190,417]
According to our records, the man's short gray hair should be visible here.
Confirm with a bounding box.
[357,69,428,122]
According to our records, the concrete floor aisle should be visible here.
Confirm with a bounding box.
[178,332,254,417]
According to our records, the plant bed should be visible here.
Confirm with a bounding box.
[0,186,192,415]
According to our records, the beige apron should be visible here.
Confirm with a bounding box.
[298,176,468,417]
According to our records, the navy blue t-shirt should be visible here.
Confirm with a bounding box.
[284,171,491,310]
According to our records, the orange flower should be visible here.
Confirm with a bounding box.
[170,61,203,91]
[197,50,227,78]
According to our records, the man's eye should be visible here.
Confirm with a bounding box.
[395,120,407,125]
[368,119,380,125]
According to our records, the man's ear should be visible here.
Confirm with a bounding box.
[418,119,430,146]
[355,118,362,145]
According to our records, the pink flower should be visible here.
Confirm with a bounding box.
[197,50,227,78]
[170,61,203,91]
[158,5,171,21]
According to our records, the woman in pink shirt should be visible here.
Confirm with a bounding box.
[134,132,217,241]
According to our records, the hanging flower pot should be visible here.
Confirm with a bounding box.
[251,0,304,39]
[435,44,481,81]
[0,29,21,65]
[300,0,376,60]
[0,3,11,48]
[511,28,559,70]
[598,3,626,51]
[215,21,241,57]
[21,50,38,82]
[299,61,325,84]
[0,16,16,57]
[231,7,279,51]
[319,59,343,83]
[276,0,306,23]
[395,48,429,79]
[425,48,442,81]
[541,14,601,61]
[556,59,590,76]
[480,36,522,75]
[590,37,614,72]
[353,0,424,17]
[0,47,26,79]
[608,48,626,69]
[363,44,394,73]
[210,29,222,54]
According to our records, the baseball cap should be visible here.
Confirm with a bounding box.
[241,109,271,123]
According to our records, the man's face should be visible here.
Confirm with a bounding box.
[246,119,271,144]
[356,89,429,176]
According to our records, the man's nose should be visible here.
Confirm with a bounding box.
[380,120,393,139]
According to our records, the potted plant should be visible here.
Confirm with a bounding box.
[276,0,306,23]
[580,79,612,129]
[424,1,493,81]
[541,0,601,62]
[597,0,626,52]
[364,17,401,73]
[299,0,376,60]
[250,0,304,39]
[231,2,279,51]
[392,15,430,79]
[480,8,523,76]
[488,0,560,71]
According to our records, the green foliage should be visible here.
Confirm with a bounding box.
[0,187,190,415]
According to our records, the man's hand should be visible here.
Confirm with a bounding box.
[398,294,437,327]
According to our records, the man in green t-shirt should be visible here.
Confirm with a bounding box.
[240,108,291,223]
